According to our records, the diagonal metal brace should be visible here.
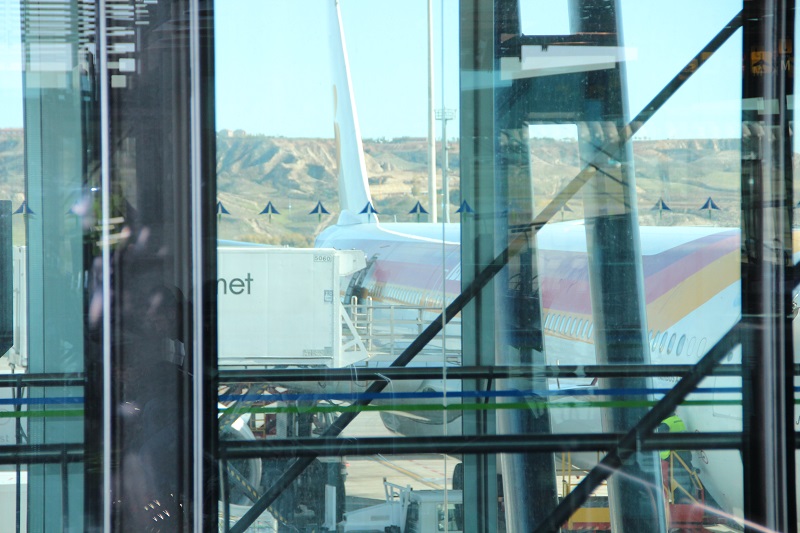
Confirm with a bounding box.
[533,323,742,533]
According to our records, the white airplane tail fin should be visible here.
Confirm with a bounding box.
[329,0,375,225]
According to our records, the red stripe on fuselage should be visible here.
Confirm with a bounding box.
[322,224,740,330]
[540,230,739,315]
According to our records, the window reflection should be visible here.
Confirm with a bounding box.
[0,0,797,531]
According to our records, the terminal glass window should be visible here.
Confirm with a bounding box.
[1,0,799,532]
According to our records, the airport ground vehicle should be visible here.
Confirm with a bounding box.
[342,480,463,533]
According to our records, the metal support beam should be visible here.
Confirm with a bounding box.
[740,1,797,531]
[497,71,558,533]
[0,200,11,356]
[0,444,84,464]
[221,432,743,458]
[569,0,665,529]
[0,373,85,388]
[218,364,753,383]
[460,0,505,530]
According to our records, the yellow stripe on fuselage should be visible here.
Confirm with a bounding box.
[646,249,739,333]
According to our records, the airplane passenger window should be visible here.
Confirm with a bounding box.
[574,319,582,336]
[587,323,594,339]
[564,317,573,334]
[687,337,697,357]
[582,321,590,338]
[676,334,686,356]
[667,333,676,354]
[659,332,668,352]
[652,331,661,351]
[544,313,552,330]
[698,338,708,357]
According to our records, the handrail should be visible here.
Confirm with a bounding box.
[343,296,461,358]
[0,373,85,388]
[665,450,704,505]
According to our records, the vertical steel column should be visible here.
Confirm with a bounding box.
[740,1,797,531]
[191,0,220,530]
[569,1,666,531]
[460,0,500,530]
[492,2,559,530]
[15,381,22,533]
[92,0,216,529]
[0,200,10,355]
[20,1,88,530]
[496,238,559,532]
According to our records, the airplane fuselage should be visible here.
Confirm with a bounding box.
[317,218,753,518]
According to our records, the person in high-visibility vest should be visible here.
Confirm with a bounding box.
[657,412,695,502]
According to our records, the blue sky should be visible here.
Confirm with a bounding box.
[1,0,745,140]
[214,0,461,140]
[0,0,22,128]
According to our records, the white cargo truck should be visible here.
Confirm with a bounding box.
[217,246,368,368]
[343,481,463,533]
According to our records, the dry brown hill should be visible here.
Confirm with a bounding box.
[0,128,756,246]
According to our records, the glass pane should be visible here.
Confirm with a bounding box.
[484,0,751,530]
[1,2,26,530]
[215,0,459,531]
[1,0,214,530]
[6,0,798,530]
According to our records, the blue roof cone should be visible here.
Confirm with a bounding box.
[408,201,429,215]
[216,200,230,222]
[699,197,720,211]
[13,201,34,215]
[700,197,720,219]
[652,197,670,222]
[456,200,474,214]
[260,201,280,222]
[359,201,378,221]
[309,201,330,222]
[359,202,379,214]
[309,201,330,215]
[408,200,429,222]
[652,198,671,211]
[259,201,280,215]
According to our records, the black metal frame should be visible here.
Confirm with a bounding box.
[220,432,744,458]
[6,2,797,532]
[218,364,752,383]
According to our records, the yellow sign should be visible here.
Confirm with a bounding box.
[751,49,793,74]
[751,51,772,75]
